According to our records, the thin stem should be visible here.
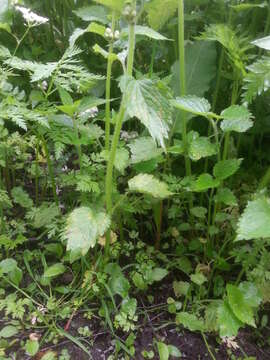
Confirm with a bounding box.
[105,12,116,151]
[13,26,30,57]
[72,115,83,172]
[201,332,216,360]
[42,137,59,206]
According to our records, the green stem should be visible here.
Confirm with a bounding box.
[178,0,191,178]
[105,12,116,152]
[201,332,216,360]
[42,137,59,206]
[105,15,136,257]
[13,27,30,57]
[72,115,83,172]
[35,138,40,206]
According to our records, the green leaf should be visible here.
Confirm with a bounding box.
[252,35,270,50]
[128,174,172,199]
[73,5,109,24]
[227,284,255,327]
[221,105,253,133]
[214,188,237,206]
[64,207,110,256]
[190,206,207,218]
[11,186,33,208]
[213,159,242,180]
[25,340,39,356]
[128,137,163,164]
[124,78,172,148]
[168,345,181,358]
[232,2,267,11]
[58,86,73,105]
[0,259,17,274]
[122,25,169,41]
[236,197,270,241]
[157,342,169,360]
[0,23,10,33]
[148,268,168,282]
[114,148,129,174]
[93,0,125,12]
[189,136,217,161]
[173,281,190,297]
[171,96,211,116]
[190,272,207,286]
[0,326,18,339]
[87,22,106,37]
[145,0,178,30]
[192,174,220,192]
[171,41,217,97]
[44,263,66,278]
[217,300,243,337]
[238,282,262,308]
[176,312,204,331]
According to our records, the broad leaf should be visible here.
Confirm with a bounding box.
[124,78,172,148]
[217,300,243,337]
[128,174,172,199]
[238,282,262,308]
[192,174,220,192]
[227,284,255,327]
[221,105,253,133]
[252,35,270,50]
[114,148,129,173]
[0,325,18,338]
[157,342,169,360]
[189,136,217,161]
[171,96,211,117]
[128,137,163,164]
[236,197,270,241]
[213,159,242,180]
[122,25,169,40]
[73,5,109,24]
[214,188,237,206]
[190,206,207,218]
[93,0,125,12]
[145,0,178,30]
[176,312,204,331]
[171,41,216,97]
[64,207,110,256]
[44,263,66,278]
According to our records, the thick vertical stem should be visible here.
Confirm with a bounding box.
[178,0,191,177]
[105,13,116,152]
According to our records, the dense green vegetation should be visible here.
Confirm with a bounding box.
[1,0,270,359]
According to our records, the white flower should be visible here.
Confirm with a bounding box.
[16,6,48,26]
[81,106,99,118]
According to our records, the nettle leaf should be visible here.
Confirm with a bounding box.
[73,5,109,24]
[128,174,172,199]
[114,147,129,174]
[145,0,178,30]
[236,197,270,241]
[214,188,237,206]
[64,207,110,256]
[213,159,242,180]
[252,35,270,51]
[217,300,243,337]
[189,136,217,161]
[192,174,220,192]
[0,325,18,339]
[128,137,163,164]
[171,41,216,97]
[171,96,211,117]
[135,25,169,41]
[176,312,205,332]
[221,105,253,133]
[238,282,262,308]
[124,78,172,148]
[227,284,256,327]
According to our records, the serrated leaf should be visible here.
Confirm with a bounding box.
[171,96,211,116]
[44,263,66,278]
[192,174,220,192]
[145,0,178,30]
[236,197,270,241]
[114,147,129,173]
[221,105,253,133]
[124,78,172,148]
[64,207,110,256]
[73,5,109,24]
[189,136,217,161]
[227,284,255,327]
[69,28,88,47]
[214,188,237,206]
[252,35,270,50]
[171,41,217,97]
[217,300,243,337]
[213,159,242,180]
[190,206,207,218]
[190,272,207,286]
[176,312,204,331]
[128,174,172,199]
[238,282,262,308]
[128,137,163,164]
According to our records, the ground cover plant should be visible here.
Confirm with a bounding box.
[1,0,270,359]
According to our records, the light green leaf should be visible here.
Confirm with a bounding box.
[227,284,255,327]
[157,342,169,360]
[190,272,207,286]
[93,0,125,12]
[44,263,66,278]
[238,282,262,308]
[171,96,211,116]
[128,137,163,164]
[213,159,242,180]
[58,87,73,105]
[221,105,253,133]
[122,25,169,41]
[252,35,270,50]
[73,5,109,24]
[173,281,190,298]
[124,78,172,148]
[69,28,88,47]
[214,188,237,206]
[0,326,18,338]
[114,148,129,173]
[0,22,11,33]
[11,186,33,208]
[192,174,220,192]
[171,41,217,97]
[0,259,17,274]
[236,197,270,241]
[87,22,106,37]
[145,0,178,30]
[189,136,217,161]
[217,300,243,337]
[64,207,110,256]
[232,2,267,11]
[190,206,207,218]
[168,345,181,358]
[128,174,172,199]
[176,312,205,331]
[25,339,39,356]
[148,268,168,282]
